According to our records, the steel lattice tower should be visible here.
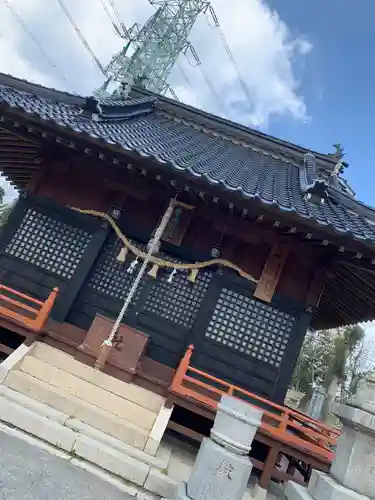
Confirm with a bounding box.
[97,0,209,97]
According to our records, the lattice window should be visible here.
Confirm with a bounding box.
[5,208,92,279]
[89,238,145,305]
[143,254,212,329]
[205,288,295,367]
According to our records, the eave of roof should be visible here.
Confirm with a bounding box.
[1,72,375,253]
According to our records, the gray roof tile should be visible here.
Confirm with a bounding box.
[1,81,375,247]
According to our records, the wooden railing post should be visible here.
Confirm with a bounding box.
[279,411,289,432]
[170,344,194,392]
[33,287,59,331]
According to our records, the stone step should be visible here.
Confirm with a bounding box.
[0,384,69,424]
[31,342,164,414]
[0,393,177,499]
[17,355,156,431]
[0,396,77,452]
[66,418,171,470]
[4,370,149,450]
[0,384,171,471]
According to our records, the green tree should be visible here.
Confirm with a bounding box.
[292,324,366,411]
[0,186,11,228]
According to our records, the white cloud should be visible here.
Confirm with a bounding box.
[0,0,312,128]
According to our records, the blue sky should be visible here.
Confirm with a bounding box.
[0,0,373,209]
[266,0,374,206]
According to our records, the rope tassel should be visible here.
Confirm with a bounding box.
[168,268,177,283]
[188,268,199,283]
[116,246,128,263]
[148,263,159,279]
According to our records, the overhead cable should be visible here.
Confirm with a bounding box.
[99,0,121,36]
[55,0,107,76]
[3,0,74,90]
[206,5,253,103]
[185,44,225,114]
[107,0,123,26]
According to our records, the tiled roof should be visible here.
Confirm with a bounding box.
[1,77,375,248]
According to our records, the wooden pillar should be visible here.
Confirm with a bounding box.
[254,243,289,303]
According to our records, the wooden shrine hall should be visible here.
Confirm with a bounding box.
[0,72,373,489]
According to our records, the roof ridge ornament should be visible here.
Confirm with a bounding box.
[328,143,345,161]
[301,152,329,205]
[79,96,102,120]
[328,143,349,175]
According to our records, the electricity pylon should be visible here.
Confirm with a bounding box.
[96,0,209,98]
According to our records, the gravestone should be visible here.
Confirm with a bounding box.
[167,395,263,500]
[285,370,375,500]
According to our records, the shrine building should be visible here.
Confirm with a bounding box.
[0,72,373,489]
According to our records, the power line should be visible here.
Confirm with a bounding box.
[55,0,107,76]
[3,0,73,90]
[206,5,253,104]
[185,44,225,114]
[107,0,123,26]
[99,0,120,36]
[99,0,127,38]
[176,60,194,92]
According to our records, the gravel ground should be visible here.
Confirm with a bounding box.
[0,430,134,500]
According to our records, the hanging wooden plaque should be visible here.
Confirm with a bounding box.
[161,201,195,246]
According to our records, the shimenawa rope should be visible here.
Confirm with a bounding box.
[70,207,258,284]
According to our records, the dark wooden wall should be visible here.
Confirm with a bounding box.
[27,156,318,306]
[0,155,320,401]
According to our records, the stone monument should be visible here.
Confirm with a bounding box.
[285,370,375,500]
[306,386,327,421]
[167,395,263,500]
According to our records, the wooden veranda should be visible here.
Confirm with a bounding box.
[0,283,339,490]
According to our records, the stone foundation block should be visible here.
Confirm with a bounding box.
[144,468,177,498]
[330,422,375,497]
[308,470,370,500]
[285,481,313,500]
[251,484,267,500]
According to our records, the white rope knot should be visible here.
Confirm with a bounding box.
[127,258,139,274]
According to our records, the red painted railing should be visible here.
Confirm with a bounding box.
[170,345,340,462]
[0,284,59,332]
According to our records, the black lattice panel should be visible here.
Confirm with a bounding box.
[143,254,212,329]
[89,238,145,304]
[205,288,295,367]
[5,208,92,279]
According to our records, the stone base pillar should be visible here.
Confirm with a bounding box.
[167,395,262,500]
[286,371,375,500]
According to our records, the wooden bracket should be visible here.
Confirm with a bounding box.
[254,244,289,303]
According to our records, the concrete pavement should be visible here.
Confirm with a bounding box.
[0,430,135,500]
